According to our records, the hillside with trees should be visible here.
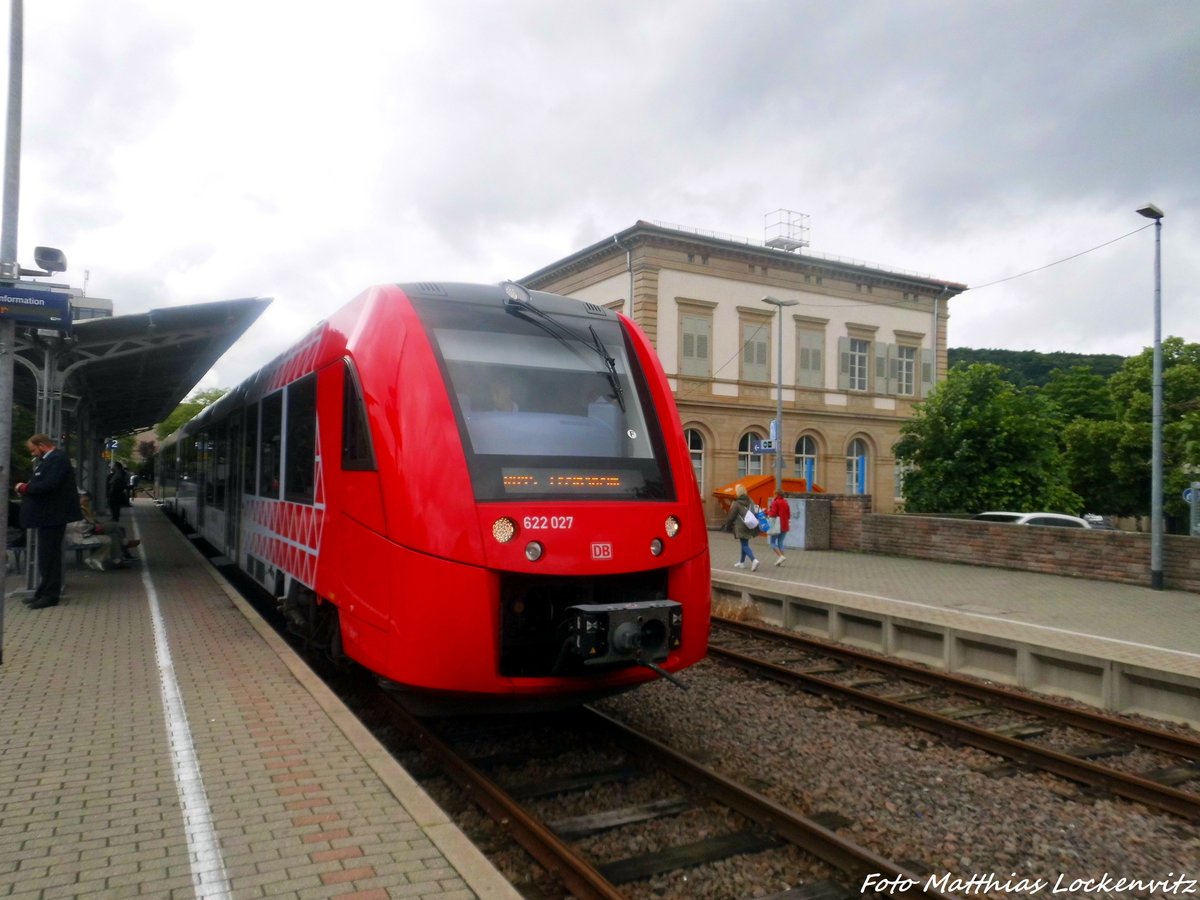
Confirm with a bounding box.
[947,348,1126,386]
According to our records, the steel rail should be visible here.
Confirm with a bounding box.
[581,706,960,900]
[379,696,626,900]
[708,642,1200,821]
[713,616,1200,760]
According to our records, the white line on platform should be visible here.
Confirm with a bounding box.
[133,521,232,899]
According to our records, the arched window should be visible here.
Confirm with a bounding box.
[794,434,817,488]
[738,432,764,477]
[684,428,704,493]
[845,437,868,495]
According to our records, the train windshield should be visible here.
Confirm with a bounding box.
[421,297,674,501]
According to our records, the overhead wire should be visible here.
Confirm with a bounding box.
[968,223,1153,290]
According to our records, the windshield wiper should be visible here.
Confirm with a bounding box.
[503,291,626,412]
[588,324,625,412]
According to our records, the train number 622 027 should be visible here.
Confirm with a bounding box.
[523,515,574,530]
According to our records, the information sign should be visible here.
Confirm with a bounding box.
[751,438,776,454]
[0,284,71,329]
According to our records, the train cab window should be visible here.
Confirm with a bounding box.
[285,375,317,504]
[418,294,673,501]
[341,360,376,471]
[260,391,283,499]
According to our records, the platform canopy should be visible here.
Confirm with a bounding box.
[12,297,271,436]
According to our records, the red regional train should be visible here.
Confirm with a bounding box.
[157,281,711,711]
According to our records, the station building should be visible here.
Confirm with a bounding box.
[521,218,968,522]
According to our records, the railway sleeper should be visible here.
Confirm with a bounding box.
[504,764,643,800]
[596,828,786,885]
[991,722,1050,739]
[877,690,940,704]
[1060,740,1135,760]
[1138,761,1200,787]
[754,881,855,900]
[548,796,692,840]
[933,704,993,720]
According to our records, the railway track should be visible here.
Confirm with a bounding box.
[381,695,959,900]
[711,616,1200,821]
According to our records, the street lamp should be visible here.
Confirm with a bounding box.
[1136,203,1164,590]
[760,295,800,493]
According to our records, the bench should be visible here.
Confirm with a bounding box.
[66,530,107,567]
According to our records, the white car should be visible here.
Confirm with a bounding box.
[972,511,1093,528]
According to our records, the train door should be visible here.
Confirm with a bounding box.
[226,413,242,558]
[241,401,260,571]
[195,430,207,532]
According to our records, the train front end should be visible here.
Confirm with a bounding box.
[374,282,710,710]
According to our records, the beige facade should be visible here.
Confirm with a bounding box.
[522,221,966,523]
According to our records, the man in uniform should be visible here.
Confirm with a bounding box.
[14,434,82,609]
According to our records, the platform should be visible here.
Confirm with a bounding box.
[0,500,520,900]
[709,529,1200,728]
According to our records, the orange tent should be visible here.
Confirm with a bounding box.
[713,474,823,515]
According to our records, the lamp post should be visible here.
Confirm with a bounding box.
[1137,203,1164,590]
[761,295,799,493]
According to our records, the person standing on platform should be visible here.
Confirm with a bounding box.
[724,483,760,572]
[767,490,791,566]
[14,434,82,609]
[107,461,130,521]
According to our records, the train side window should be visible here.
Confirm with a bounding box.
[342,360,376,471]
[260,391,283,498]
[243,403,259,494]
[285,374,317,504]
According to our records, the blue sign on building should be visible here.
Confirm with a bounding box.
[0,284,72,329]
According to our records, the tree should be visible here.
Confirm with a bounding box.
[1041,366,1114,421]
[894,363,1080,514]
[1106,337,1200,529]
[154,388,228,441]
[1060,418,1144,517]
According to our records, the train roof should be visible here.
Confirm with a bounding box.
[169,282,618,439]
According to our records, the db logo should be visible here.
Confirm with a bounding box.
[591,542,613,560]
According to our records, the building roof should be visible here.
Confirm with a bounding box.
[520,219,968,295]
[13,297,270,435]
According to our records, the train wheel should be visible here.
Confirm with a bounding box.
[280,586,348,669]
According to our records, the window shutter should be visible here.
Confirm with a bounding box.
[681,314,712,377]
[837,337,850,390]
[920,348,935,397]
[796,330,824,388]
[874,341,888,394]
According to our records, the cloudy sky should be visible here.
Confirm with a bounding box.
[8,0,1199,389]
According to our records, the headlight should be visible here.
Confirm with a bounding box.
[664,515,680,537]
[650,538,664,556]
[525,541,544,561]
[492,517,516,543]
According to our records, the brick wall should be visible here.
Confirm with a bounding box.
[828,494,872,551]
[840,511,1200,593]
